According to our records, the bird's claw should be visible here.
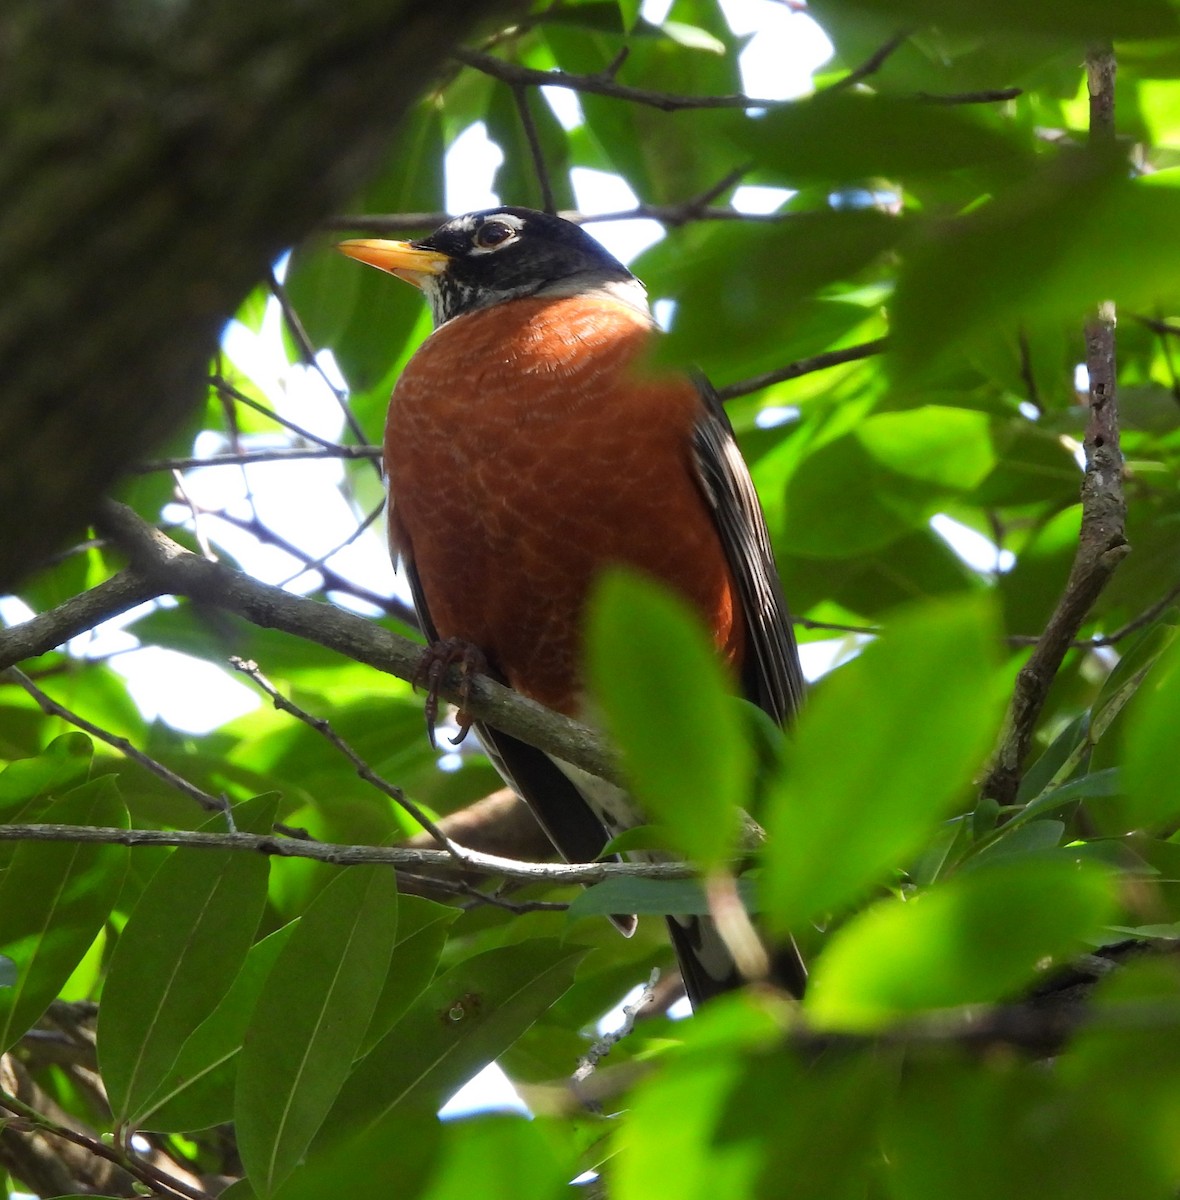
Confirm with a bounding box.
[413,638,487,749]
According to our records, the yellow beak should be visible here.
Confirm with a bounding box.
[336,239,451,288]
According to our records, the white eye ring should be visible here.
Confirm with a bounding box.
[473,220,517,250]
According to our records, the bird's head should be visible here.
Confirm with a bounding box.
[338,207,646,327]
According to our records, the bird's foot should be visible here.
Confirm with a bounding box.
[413,638,488,748]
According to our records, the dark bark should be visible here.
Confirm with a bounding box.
[0,0,514,589]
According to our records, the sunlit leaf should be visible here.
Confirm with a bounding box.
[761,596,1003,932]
[806,856,1117,1029]
[587,570,753,869]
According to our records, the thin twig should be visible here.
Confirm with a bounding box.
[1008,581,1180,649]
[133,445,382,472]
[326,206,795,233]
[229,655,463,857]
[3,668,231,816]
[715,338,888,401]
[511,85,557,213]
[267,271,376,465]
[455,47,784,111]
[795,616,879,637]
[0,824,696,884]
[209,374,349,451]
[574,970,659,1087]
[822,30,911,93]
[0,1091,203,1200]
[198,505,415,624]
[915,88,1022,105]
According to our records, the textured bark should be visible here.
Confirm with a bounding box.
[0,0,512,589]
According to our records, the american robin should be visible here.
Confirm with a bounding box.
[338,207,806,1007]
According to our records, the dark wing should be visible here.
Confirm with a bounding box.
[400,552,633,930]
[689,374,805,726]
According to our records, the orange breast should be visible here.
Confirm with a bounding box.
[385,293,744,715]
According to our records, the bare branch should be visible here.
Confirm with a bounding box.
[133,445,382,472]
[90,500,621,786]
[0,823,695,885]
[1008,580,1180,649]
[822,30,911,94]
[0,571,158,670]
[229,655,460,854]
[981,48,1127,811]
[715,338,888,401]
[209,374,349,451]
[511,85,557,213]
[455,48,784,111]
[326,206,796,234]
[267,271,377,473]
[915,88,1022,105]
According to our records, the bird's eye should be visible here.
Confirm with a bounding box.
[474,221,516,249]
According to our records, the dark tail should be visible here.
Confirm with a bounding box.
[666,915,807,1009]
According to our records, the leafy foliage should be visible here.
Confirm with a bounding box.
[3,0,1180,1196]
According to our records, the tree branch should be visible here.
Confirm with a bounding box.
[715,338,888,401]
[0,824,694,885]
[82,500,621,785]
[455,48,784,111]
[981,48,1128,811]
[133,445,383,472]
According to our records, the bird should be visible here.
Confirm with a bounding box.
[338,206,806,1007]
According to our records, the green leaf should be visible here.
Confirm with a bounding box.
[568,875,756,919]
[322,940,586,1135]
[136,923,296,1133]
[727,91,1029,184]
[615,1039,756,1199]
[647,215,898,379]
[0,777,128,1052]
[1123,636,1180,829]
[761,596,1004,932]
[833,0,1179,39]
[287,103,445,399]
[360,896,457,1057]
[715,1048,889,1200]
[587,570,753,868]
[235,866,399,1195]
[856,407,996,490]
[806,856,1117,1029]
[270,1110,439,1200]
[416,1115,575,1200]
[0,733,93,814]
[99,796,276,1124]
[893,167,1180,381]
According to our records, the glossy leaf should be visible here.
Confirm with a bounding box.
[137,923,296,1133]
[728,90,1029,184]
[235,865,399,1194]
[806,856,1117,1029]
[0,777,128,1052]
[761,596,1004,931]
[322,940,586,1135]
[587,570,753,868]
[1123,637,1180,829]
[359,895,457,1057]
[99,795,276,1124]
[270,1109,439,1200]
